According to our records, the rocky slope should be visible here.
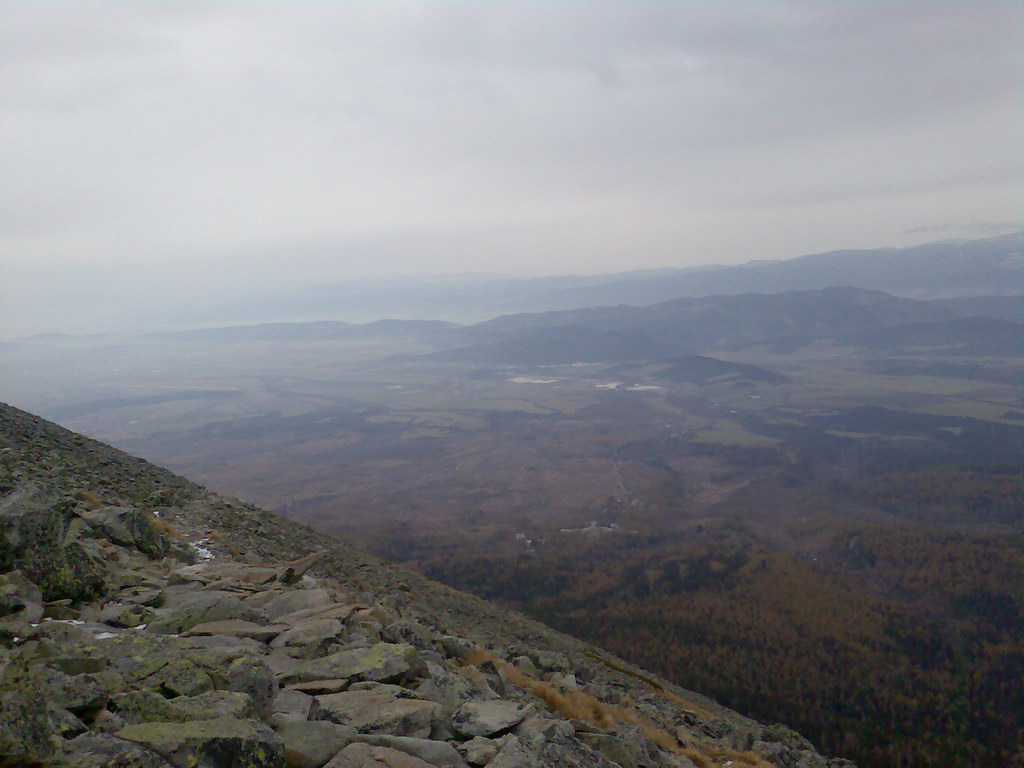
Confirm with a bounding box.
[0,402,855,768]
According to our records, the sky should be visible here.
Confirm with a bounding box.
[1,1,1021,337]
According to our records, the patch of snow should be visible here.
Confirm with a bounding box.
[192,539,216,561]
[626,384,661,391]
[42,618,84,625]
[95,632,117,640]
[595,382,622,389]
[509,377,558,384]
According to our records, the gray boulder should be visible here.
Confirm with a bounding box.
[317,690,440,738]
[148,591,267,634]
[117,717,285,768]
[451,700,527,737]
[282,642,420,686]
[275,720,356,768]
[325,742,434,768]
[58,733,171,768]
[354,734,470,768]
[0,655,59,766]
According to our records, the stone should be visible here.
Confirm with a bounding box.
[451,700,527,738]
[275,720,356,768]
[458,736,499,766]
[270,617,343,657]
[58,733,171,768]
[579,726,656,768]
[148,591,267,634]
[212,653,278,718]
[274,602,356,627]
[79,506,169,558]
[115,689,254,723]
[486,735,539,768]
[511,656,540,677]
[355,734,470,768]
[101,602,157,628]
[117,717,285,768]
[325,742,434,768]
[515,716,575,746]
[47,704,88,738]
[281,643,420,686]
[287,679,351,695]
[414,664,477,717]
[187,618,283,643]
[317,690,440,738]
[271,688,320,722]
[0,570,43,623]
[0,488,106,602]
[0,654,59,765]
[246,587,334,620]
[530,651,571,674]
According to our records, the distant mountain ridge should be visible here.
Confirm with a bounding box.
[422,287,1002,364]
[153,231,1022,329]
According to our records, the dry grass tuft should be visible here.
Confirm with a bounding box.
[581,648,716,719]
[463,646,773,768]
[142,509,183,540]
[207,531,241,559]
[76,490,104,509]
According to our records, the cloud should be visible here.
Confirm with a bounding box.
[0,0,1020,335]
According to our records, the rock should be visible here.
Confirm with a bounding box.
[247,587,334,620]
[325,742,434,768]
[148,591,267,634]
[113,689,255,723]
[271,688,320,722]
[100,602,157,628]
[91,708,127,735]
[414,664,477,716]
[458,736,499,766]
[0,654,59,765]
[511,656,540,677]
[117,716,285,768]
[579,725,656,768]
[0,488,106,602]
[116,586,165,608]
[206,653,278,718]
[187,618,282,643]
[515,716,575,746]
[451,700,527,737]
[287,678,351,695]
[275,720,356,768]
[761,723,816,752]
[317,690,441,738]
[270,617,343,658]
[282,643,420,686]
[47,704,88,738]
[530,651,571,674]
[0,570,43,623]
[274,602,356,627]
[486,735,539,768]
[58,733,171,767]
[79,506,169,558]
[41,667,126,715]
[355,734,470,768]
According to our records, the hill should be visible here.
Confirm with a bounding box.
[0,402,851,768]
[141,233,1022,330]
[422,288,962,364]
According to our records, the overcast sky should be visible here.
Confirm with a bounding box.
[1,1,1020,337]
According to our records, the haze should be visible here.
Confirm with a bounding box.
[1,1,1021,339]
